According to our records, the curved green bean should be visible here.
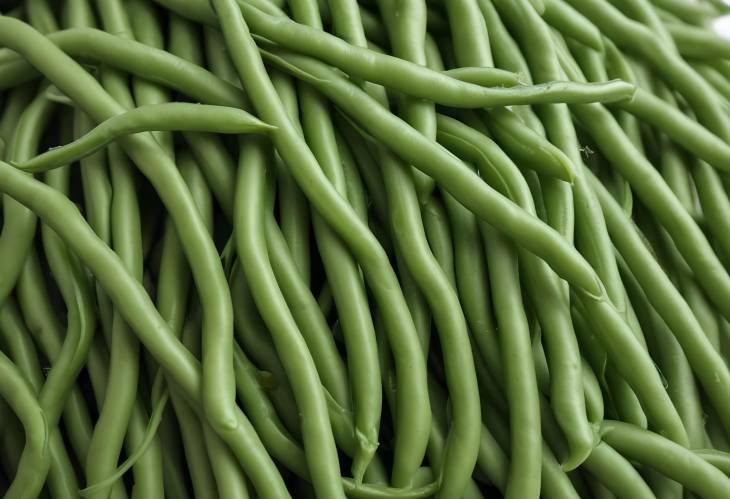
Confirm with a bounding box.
[602,421,730,498]
[0,350,49,499]
[15,103,274,172]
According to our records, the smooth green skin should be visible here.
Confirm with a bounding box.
[436,114,595,470]
[564,41,648,341]
[16,103,274,173]
[296,0,398,483]
[376,0,482,493]
[619,257,706,448]
[264,47,689,447]
[269,34,353,414]
[85,142,149,499]
[583,442,656,499]
[168,159,252,499]
[378,148,481,497]
[695,449,730,475]
[0,13,246,457]
[155,176,219,499]
[85,3,165,495]
[231,136,341,499]
[666,21,730,59]
[558,53,723,442]
[481,226,542,499]
[211,0,431,488]
[5,94,98,498]
[16,246,95,464]
[0,349,48,499]
[491,0,575,245]
[0,298,80,499]
[442,67,521,87]
[692,160,730,264]
[269,72,311,286]
[193,0,380,477]
[421,198,513,493]
[115,7,194,496]
[691,62,730,103]
[542,0,603,51]
[0,87,51,308]
[265,213,352,409]
[377,0,436,201]
[229,264,302,439]
[0,162,288,499]
[614,88,730,173]
[424,376,484,499]
[288,9,381,474]
[64,0,115,341]
[474,0,546,134]
[602,421,730,498]
[588,168,730,439]
[581,359,604,424]
[153,0,635,106]
[483,107,576,182]
[563,0,730,157]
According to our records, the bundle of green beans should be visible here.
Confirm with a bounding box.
[2,0,730,497]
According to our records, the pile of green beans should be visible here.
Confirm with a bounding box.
[2,0,730,497]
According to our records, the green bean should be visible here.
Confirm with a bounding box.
[269,71,311,285]
[377,0,436,200]
[89,3,166,494]
[16,103,274,173]
[587,167,730,438]
[0,153,292,497]
[152,0,635,106]
[26,0,57,33]
[232,135,342,498]
[16,246,95,462]
[0,298,80,499]
[0,88,52,307]
[265,214,351,409]
[481,225,541,499]
[543,0,603,51]
[618,254,705,447]
[0,350,49,499]
[213,0,433,487]
[377,146,481,497]
[0,14,245,456]
[581,358,604,424]
[483,107,575,182]
[558,47,730,344]
[564,0,730,140]
[583,442,656,499]
[602,420,730,498]
[609,87,730,173]
[182,302,250,499]
[695,449,730,475]
[229,263,302,438]
[654,0,722,24]
[17,111,102,499]
[666,22,730,60]
[294,43,381,482]
[436,114,595,469]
